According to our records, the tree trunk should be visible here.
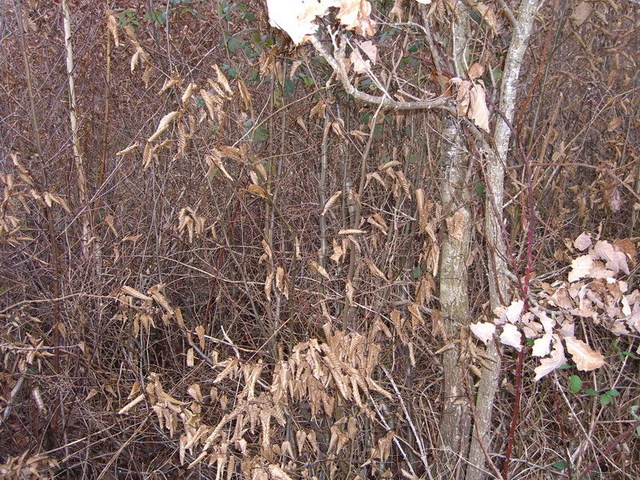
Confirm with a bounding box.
[437,116,472,477]
[466,2,541,479]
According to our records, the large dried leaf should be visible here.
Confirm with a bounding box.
[534,336,566,381]
[500,324,522,351]
[468,82,490,132]
[593,240,629,275]
[564,336,605,371]
[470,322,496,345]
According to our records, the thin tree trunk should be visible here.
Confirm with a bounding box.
[466,2,540,479]
[63,0,92,258]
[437,115,472,477]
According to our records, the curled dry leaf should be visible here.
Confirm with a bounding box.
[468,82,490,132]
[534,335,566,381]
[593,241,629,275]
[148,111,179,143]
[467,63,484,81]
[564,336,605,371]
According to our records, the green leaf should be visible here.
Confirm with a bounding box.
[252,125,269,142]
[606,389,620,397]
[600,394,613,407]
[225,34,243,54]
[283,78,296,97]
[359,112,372,124]
[475,182,486,196]
[552,460,567,470]
[620,350,639,359]
[584,388,598,396]
[412,266,422,279]
[569,375,582,393]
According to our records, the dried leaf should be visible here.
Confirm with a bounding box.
[571,1,592,27]
[148,111,179,143]
[322,191,342,216]
[468,82,490,132]
[534,336,566,381]
[470,322,496,345]
[568,255,593,282]
[467,63,484,81]
[532,333,552,357]
[593,240,629,275]
[474,3,498,34]
[121,285,152,301]
[564,336,605,371]
[500,324,522,351]
[574,232,592,251]
[445,210,466,242]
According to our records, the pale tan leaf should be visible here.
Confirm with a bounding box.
[474,3,498,34]
[564,336,605,371]
[309,99,326,119]
[345,280,354,306]
[121,285,152,301]
[574,232,592,251]
[181,82,196,103]
[107,13,120,48]
[534,336,566,381]
[468,82,490,132]
[296,116,307,133]
[350,48,370,74]
[214,64,234,97]
[188,383,203,402]
[349,129,369,141]
[470,322,496,345]
[571,1,592,27]
[158,72,182,95]
[186,348,194,367]
[338,228,366,235]
[467,63,484,81]
[568,255,594,282]
[389,0,404,20]
[357,39,377,63]
[365,258,387,280]
[118,393,145,414]
[247,184,267,198]
[310,261,331,280]
[607,116,622,132]
[593,240,629,275]
[500,324,522,351]
[195,325,205,350]
[532,333,553,357]
[148,111,179,143]
[321,191,342,216]
[378,160,402,170]
[445,210,466,242]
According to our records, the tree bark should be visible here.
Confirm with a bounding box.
[466,2,541,479]
[437,115,472,477]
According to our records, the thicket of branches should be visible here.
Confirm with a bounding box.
[1,1,638,479]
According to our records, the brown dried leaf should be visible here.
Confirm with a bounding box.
[564,336,605,371]
[467,63,484,81]
[148,111,179,143]
[468,82,490,132]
